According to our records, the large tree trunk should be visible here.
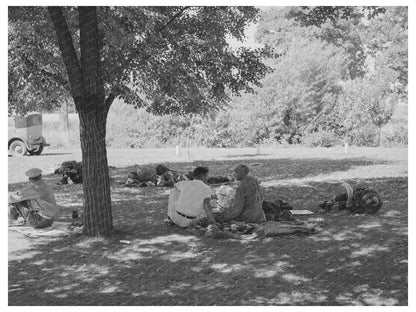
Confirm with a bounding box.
[78,7,113,235]
[79,108,113,235]
[49,6,114,236]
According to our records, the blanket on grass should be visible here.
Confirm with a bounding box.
[177,218,317,240]
[8,221,81,238]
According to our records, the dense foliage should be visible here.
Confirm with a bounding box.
[8,6,270,116]
[10,6,407,148]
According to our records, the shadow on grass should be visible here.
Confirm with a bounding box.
[8,158,408,305]
[111,157,390,185]
[32,152,75,156]
[225,153,271,158]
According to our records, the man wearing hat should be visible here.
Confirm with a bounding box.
[9,168,60,228]
[55,160,83,185]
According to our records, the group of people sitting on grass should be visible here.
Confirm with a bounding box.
[7,163,291,232]
[164,164,310,238]
[9,161,382,234]
[167,165,266,227]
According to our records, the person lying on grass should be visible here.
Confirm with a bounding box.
[167,166,217,228]
[126,164,191,187]
[9,168,60,229]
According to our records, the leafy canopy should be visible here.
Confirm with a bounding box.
[8,6,270,115]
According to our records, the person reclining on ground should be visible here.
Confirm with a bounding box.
[126,164,191,187]
[55,160,83,185]
[125,164,158,187]
[167,166,216,228]
[155,165,192,187]
[214,164,266,224]
[9,168,60,229]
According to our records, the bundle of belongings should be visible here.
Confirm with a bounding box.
[318,183,382,214]
[125,164,234,187]
[55,160,83,185]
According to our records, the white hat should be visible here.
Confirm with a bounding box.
[25,168,42,179]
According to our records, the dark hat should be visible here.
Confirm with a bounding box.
[25,168,42,179]
[156,165,170,175]
[192,166,209,177]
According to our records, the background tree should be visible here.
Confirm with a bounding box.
[337,65,399,146]
[9,6,269,236]
[252,7,349,144]
[243,6,406,146]
[359,6,408,97]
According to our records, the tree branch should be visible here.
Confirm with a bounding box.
[157,6,190,33]
[48,6,86,108]
[21,53,70,91]
[104,92,117,116]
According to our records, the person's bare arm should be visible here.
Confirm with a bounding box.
[203,197,216,224]
[223,186,244,221]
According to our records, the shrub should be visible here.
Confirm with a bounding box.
[349,125,379,146]
[301,129,340,147]
[380,123,408,146]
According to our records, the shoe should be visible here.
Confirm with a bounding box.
[163,217,175,226]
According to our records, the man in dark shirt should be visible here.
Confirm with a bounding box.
[55,161,83,185]
[215,164,266,223]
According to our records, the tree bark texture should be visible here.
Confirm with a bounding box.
[49,6,113,236]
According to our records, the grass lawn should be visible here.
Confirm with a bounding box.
[8,147,408,305]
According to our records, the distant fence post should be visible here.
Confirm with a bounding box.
[186,114,194,158]
[60,101,69,133]
[59,101,70,146]
[256,145,261,155]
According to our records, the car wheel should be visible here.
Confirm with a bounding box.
[9,140,27,156]
[28,145,44,156]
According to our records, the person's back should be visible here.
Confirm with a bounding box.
[20,179,57,206]
[167,167,213,227]
[174,180,211,215]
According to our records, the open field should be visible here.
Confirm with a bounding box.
[8,147,408,305]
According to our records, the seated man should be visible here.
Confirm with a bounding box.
[215,164,266,223]
[167,166,215,228]
[55,160,83,185]
[9,168,60,228]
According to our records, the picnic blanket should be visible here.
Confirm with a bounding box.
[8,221,80,238]
[182,219,317,240]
